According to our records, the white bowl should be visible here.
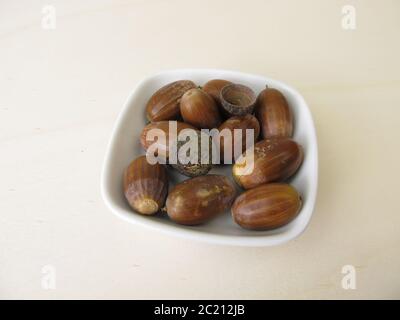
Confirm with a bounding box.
[101,69,318,247]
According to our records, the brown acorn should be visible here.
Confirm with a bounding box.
[180,88,221,129]
[255,86,293,138]
[220,84,256,116]
[203,79,233,105]
[216,114,260,164]
[232,138,303,189]
[123,155,168,215]
[140,121,196,160]
[232,183,302,230]
[166,175,236,225]
[146,80,196,122]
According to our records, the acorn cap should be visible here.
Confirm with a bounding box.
[220,84,256,116]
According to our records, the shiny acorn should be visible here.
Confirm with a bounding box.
[123,155,168,215]
[255,86,293,138]
[146,80,196,122]
[232,137,303,189]
[140,121,196,160]
[232,183,302,230]
[216,114,260,163]
[166,175,236,225]
[180,88,222,129]
[203,79,232,104]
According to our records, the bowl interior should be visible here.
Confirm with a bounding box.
[101,69,318,246]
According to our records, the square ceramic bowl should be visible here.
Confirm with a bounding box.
[101,69,318,246]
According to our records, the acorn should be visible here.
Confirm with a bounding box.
[140,121,196,160]
[203,79,233,105]
[146,80,196,122]
[171,129,214,177]
[232,183,302,230]
[123,155,168,215]
[220,84,256,116]
[166,175,236,225]
[255,86,293,138]
[216,114,260,164]
[180,88,221,129]
[232,137,303,189]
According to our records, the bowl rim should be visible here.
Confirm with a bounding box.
[101,68,318,247]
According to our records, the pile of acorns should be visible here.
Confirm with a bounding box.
[123,79,304,230]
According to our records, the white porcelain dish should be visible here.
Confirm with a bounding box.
[101,69,318,247]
